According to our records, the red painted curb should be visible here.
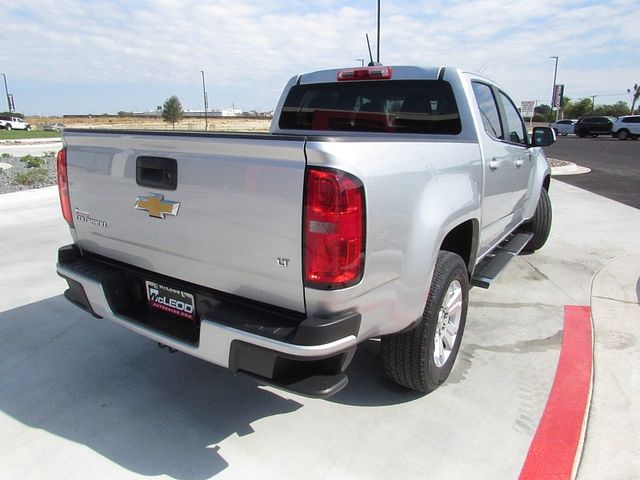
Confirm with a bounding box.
[519,305,593,480]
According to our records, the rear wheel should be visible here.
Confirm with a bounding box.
[382,251,469,393]
[5,124,11,131]
[523,188,552,252]
[618,129,630,140]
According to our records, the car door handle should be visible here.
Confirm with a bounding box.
[514,159,524,167]
[488,159,500,170]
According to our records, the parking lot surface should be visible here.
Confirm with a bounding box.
[0,182,638,479]
[545,136,640,209]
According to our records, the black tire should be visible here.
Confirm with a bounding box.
[382,251,469,393]
[618,129,630,141]
[523,188,552,251]
[5,124,11,131]
[577,129,587,138]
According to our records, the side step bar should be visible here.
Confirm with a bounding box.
[471,232,533,289]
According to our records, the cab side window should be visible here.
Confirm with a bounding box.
[499,92,528,145]
[472,82,503,140]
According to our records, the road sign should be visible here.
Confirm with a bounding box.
[521,100,535,118]
[7,94,15,112]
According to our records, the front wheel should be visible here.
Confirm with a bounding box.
[577,129,587,138]
[523,188,552,252]
[618,129,630,140]
[382,251,469,393]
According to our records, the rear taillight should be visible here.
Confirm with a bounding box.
[56,148,73,226]
[304,168,365,289]
[337,66,392,81]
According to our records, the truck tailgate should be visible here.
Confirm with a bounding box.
[64,131,307,313]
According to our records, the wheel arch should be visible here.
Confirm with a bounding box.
[439,219,479,275]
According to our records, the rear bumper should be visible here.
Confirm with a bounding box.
[57,244,360,398]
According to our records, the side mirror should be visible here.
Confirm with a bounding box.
[530,126,556,147]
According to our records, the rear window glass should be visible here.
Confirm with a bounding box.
[278,80,461,135]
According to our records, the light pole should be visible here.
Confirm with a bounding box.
[549,56,559,122]
[356,58,365,67]
[200,70,208,131]
[590,95,601,112]
[2,74,10,112]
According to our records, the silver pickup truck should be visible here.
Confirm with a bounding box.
[56,65,555,398]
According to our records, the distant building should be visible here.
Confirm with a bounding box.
[183,109,223,117]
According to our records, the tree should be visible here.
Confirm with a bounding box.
[0,111,23,118]
[564,98,593,119]
[162,95,183,129]
[594,101,630,117]
[533,104,554,122]
[628,83,639,115]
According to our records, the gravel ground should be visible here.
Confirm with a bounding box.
[548,158,571,167]
[0,153,58,194]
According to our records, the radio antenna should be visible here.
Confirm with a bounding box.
[376,0,380,63]
[366,34,375,66]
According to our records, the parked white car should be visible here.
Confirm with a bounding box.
[0,116,31,131]
[549,119,577,136]
[612,115,640,140]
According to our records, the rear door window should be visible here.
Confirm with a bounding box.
[279,80,461,134]
[471,82,503,140]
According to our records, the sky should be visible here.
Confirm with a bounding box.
[1,0,638,116]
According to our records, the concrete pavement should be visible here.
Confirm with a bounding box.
[0,141,63,158]
[580,253,640,478]
[0,181,638,479]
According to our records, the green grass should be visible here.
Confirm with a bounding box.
[0,130,61,140]
[20,154,47,168]
[13,168,49,186]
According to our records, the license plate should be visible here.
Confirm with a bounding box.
[145,281,195,321]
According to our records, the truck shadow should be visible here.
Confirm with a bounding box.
[329,340,426,407]
[0,296,302,480]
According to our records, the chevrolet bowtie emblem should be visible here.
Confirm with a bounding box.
[135,193,180,219]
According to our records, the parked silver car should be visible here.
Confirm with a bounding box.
[43,122,66,131]
[549,119,577,136]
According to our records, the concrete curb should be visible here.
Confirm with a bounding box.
[0,138,62,145]
[518,306,593,480]
[549,158,591,176]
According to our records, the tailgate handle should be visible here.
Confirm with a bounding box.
[136,156,177,190]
